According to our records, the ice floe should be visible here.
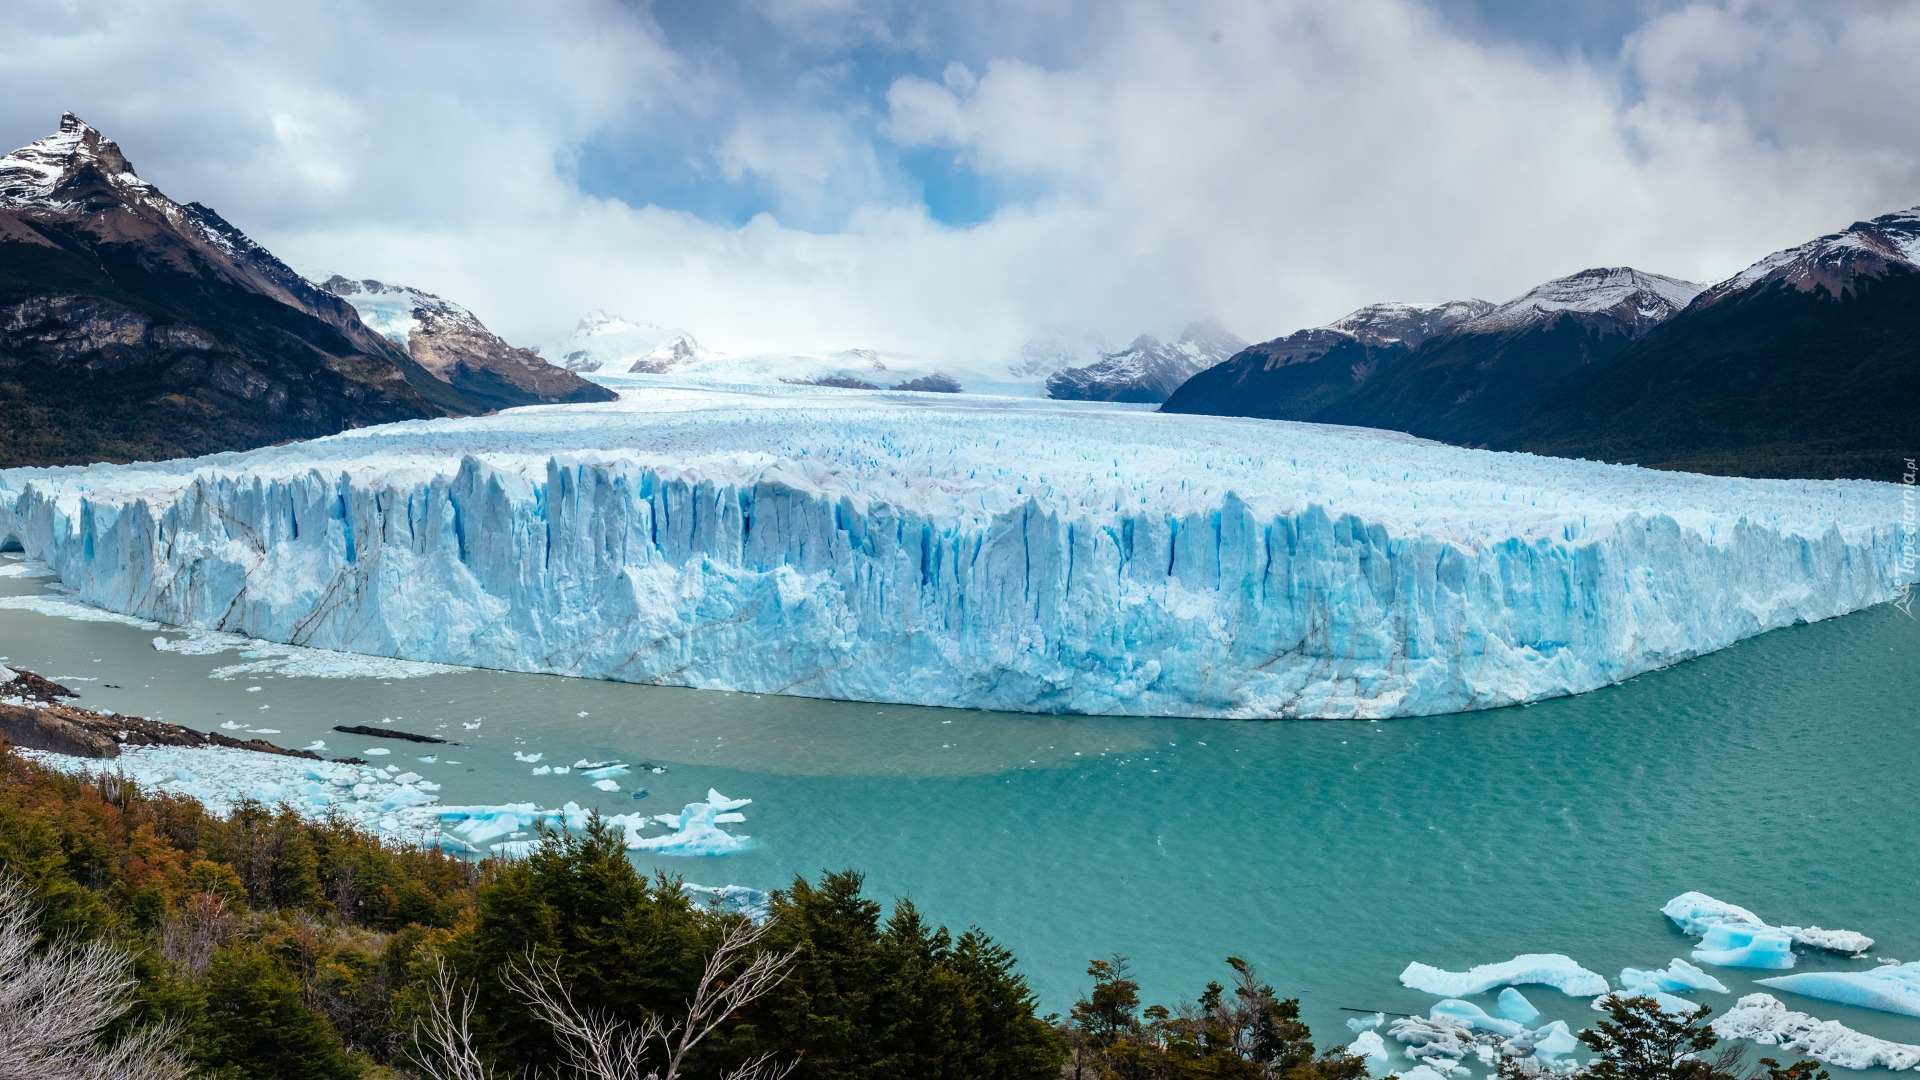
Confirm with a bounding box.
[1401,955,1609,998]
[681,883,772,921]
[1757,962,1920,1020]
[1662,892,1874,970]
[1713,993,1920,1071]
[1388,1003,1584,1074]
[607,790,752,856]
[1621,959,1728,995]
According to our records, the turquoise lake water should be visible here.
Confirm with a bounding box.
[3,555,1917,1069]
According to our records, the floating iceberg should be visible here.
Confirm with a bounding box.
[1758,962,1920,1019]
[1621,959,1728,995]
[1347,1030,1388,1063]
[1,385,1909,720]
[1662,892,1873,969]
[1713,993,1920,1071]
[681,883,772,921]
[606,789,751,856]
[1430,999,1526,1038]
[1348,1012,1385,1033]
[1496,988,1541,1026]
[1402,955,1609,998]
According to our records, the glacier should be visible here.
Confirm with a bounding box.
[0,384,1910,719]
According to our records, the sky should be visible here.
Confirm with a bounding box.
[5,0,1920,362]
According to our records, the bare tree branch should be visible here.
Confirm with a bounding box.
[406,955,496,1080]
[0,872,193,1080]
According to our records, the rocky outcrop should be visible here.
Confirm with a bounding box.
[0,666,317,760]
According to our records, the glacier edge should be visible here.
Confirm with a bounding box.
[0,395,1909,719]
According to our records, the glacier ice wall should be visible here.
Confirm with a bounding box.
[0,387,1909,719]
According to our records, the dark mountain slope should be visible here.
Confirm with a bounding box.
[1161,300,1491,420]
[1312,268,1703,444]
[1509,269,1920,481]
[0,113,489,466]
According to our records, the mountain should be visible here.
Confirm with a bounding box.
[544,311,713,374]
[1160,299,1492,420]
[1311,267,1705,444]
[1046,319,1245,403]
[0,113,492,466]
[1507,208,1920,480]
[320,278,612,409]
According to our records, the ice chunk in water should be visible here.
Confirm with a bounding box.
[1714,993,1920,1071]
[592,779,620,791]
[1526,1020,1579,1062]
[513,751,543,763]
[1621,959,1729,995]
[1401,955,1608,998]
[1348,1030,1388,1063]
[1662,892,1873,969]
[625,790,751,856]
[1347,1012,1385,1033]
[1430,1000,1525,1039]
[1496,988,1540,1026]
[1695,924,1795,970]
[1757,962,1920,1019]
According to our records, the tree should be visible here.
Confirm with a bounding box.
[410,917,798,1080]
[1501,996,1828,1080]
[0,872,193,1080]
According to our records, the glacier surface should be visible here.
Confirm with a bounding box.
[0,384,1909,719]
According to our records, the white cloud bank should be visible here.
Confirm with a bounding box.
[3,0,1918,362]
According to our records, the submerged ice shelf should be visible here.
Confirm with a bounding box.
[0,385,1910,718]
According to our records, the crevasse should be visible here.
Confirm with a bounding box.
[0,388,1908,718]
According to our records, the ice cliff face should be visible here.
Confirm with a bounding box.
[0,386,1908,719]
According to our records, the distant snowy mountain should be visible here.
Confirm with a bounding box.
[320,279,612,408]
[1046,319,1245,403]
[1162,299,1491,420]
[0,113,489,466]
[544,311,713,374]
[1008,328,1111,378]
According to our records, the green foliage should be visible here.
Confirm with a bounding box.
[1496,995,1829,1080]
[200,945,362,1080]
[1064,956,1369,1080]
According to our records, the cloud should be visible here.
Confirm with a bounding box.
[4,0,1918,361]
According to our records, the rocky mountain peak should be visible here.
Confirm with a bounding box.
[0,113,150,207]
[1458,267,1705,339]
[1701,205,1920,307]
[1324,299,1495,349]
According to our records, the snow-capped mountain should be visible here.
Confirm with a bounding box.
[1309,267,1705,446]
[1161,300,1490,420]
[1007,328,1112,378]
[0,113,487,466]
[1698,206,1920,306]
[1456,267,1705,338]
[545,311,714,374]
[321,278,611,408]
[1046,319,1246,403]
[1509,206,1920,480]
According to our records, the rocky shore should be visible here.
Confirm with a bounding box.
[0,663,317,760]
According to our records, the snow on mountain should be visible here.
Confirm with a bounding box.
[1,384,1907,720]
[1046,319,1246,402]
[1325,300,1497,348]
[321,278,613,408]
[0,112,158,210]
[1458,267,1706,338]
[1008,328,1112,378]
[544,311,711,373]
[1702,205,1920,305]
